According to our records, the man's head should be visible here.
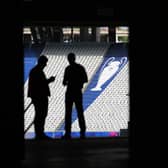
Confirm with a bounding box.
[67,53,76,65]
[38,55,48,69]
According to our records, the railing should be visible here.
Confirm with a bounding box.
[24,101,33,134]
[24,101,32,113]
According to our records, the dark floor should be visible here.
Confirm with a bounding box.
[20,137,129,168]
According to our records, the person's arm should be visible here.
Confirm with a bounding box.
[83,67,88,83]
[47,76,56,83]
[63,68,68,86]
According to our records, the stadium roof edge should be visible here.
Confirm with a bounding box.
[23,20,129,26]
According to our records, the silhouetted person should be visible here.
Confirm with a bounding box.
[62,53,88,139]
[27,55,55,140]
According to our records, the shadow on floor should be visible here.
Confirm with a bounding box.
[20,137,129,168]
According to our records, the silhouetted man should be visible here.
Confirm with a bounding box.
[62,53,88,139]
[28,55,55,140]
